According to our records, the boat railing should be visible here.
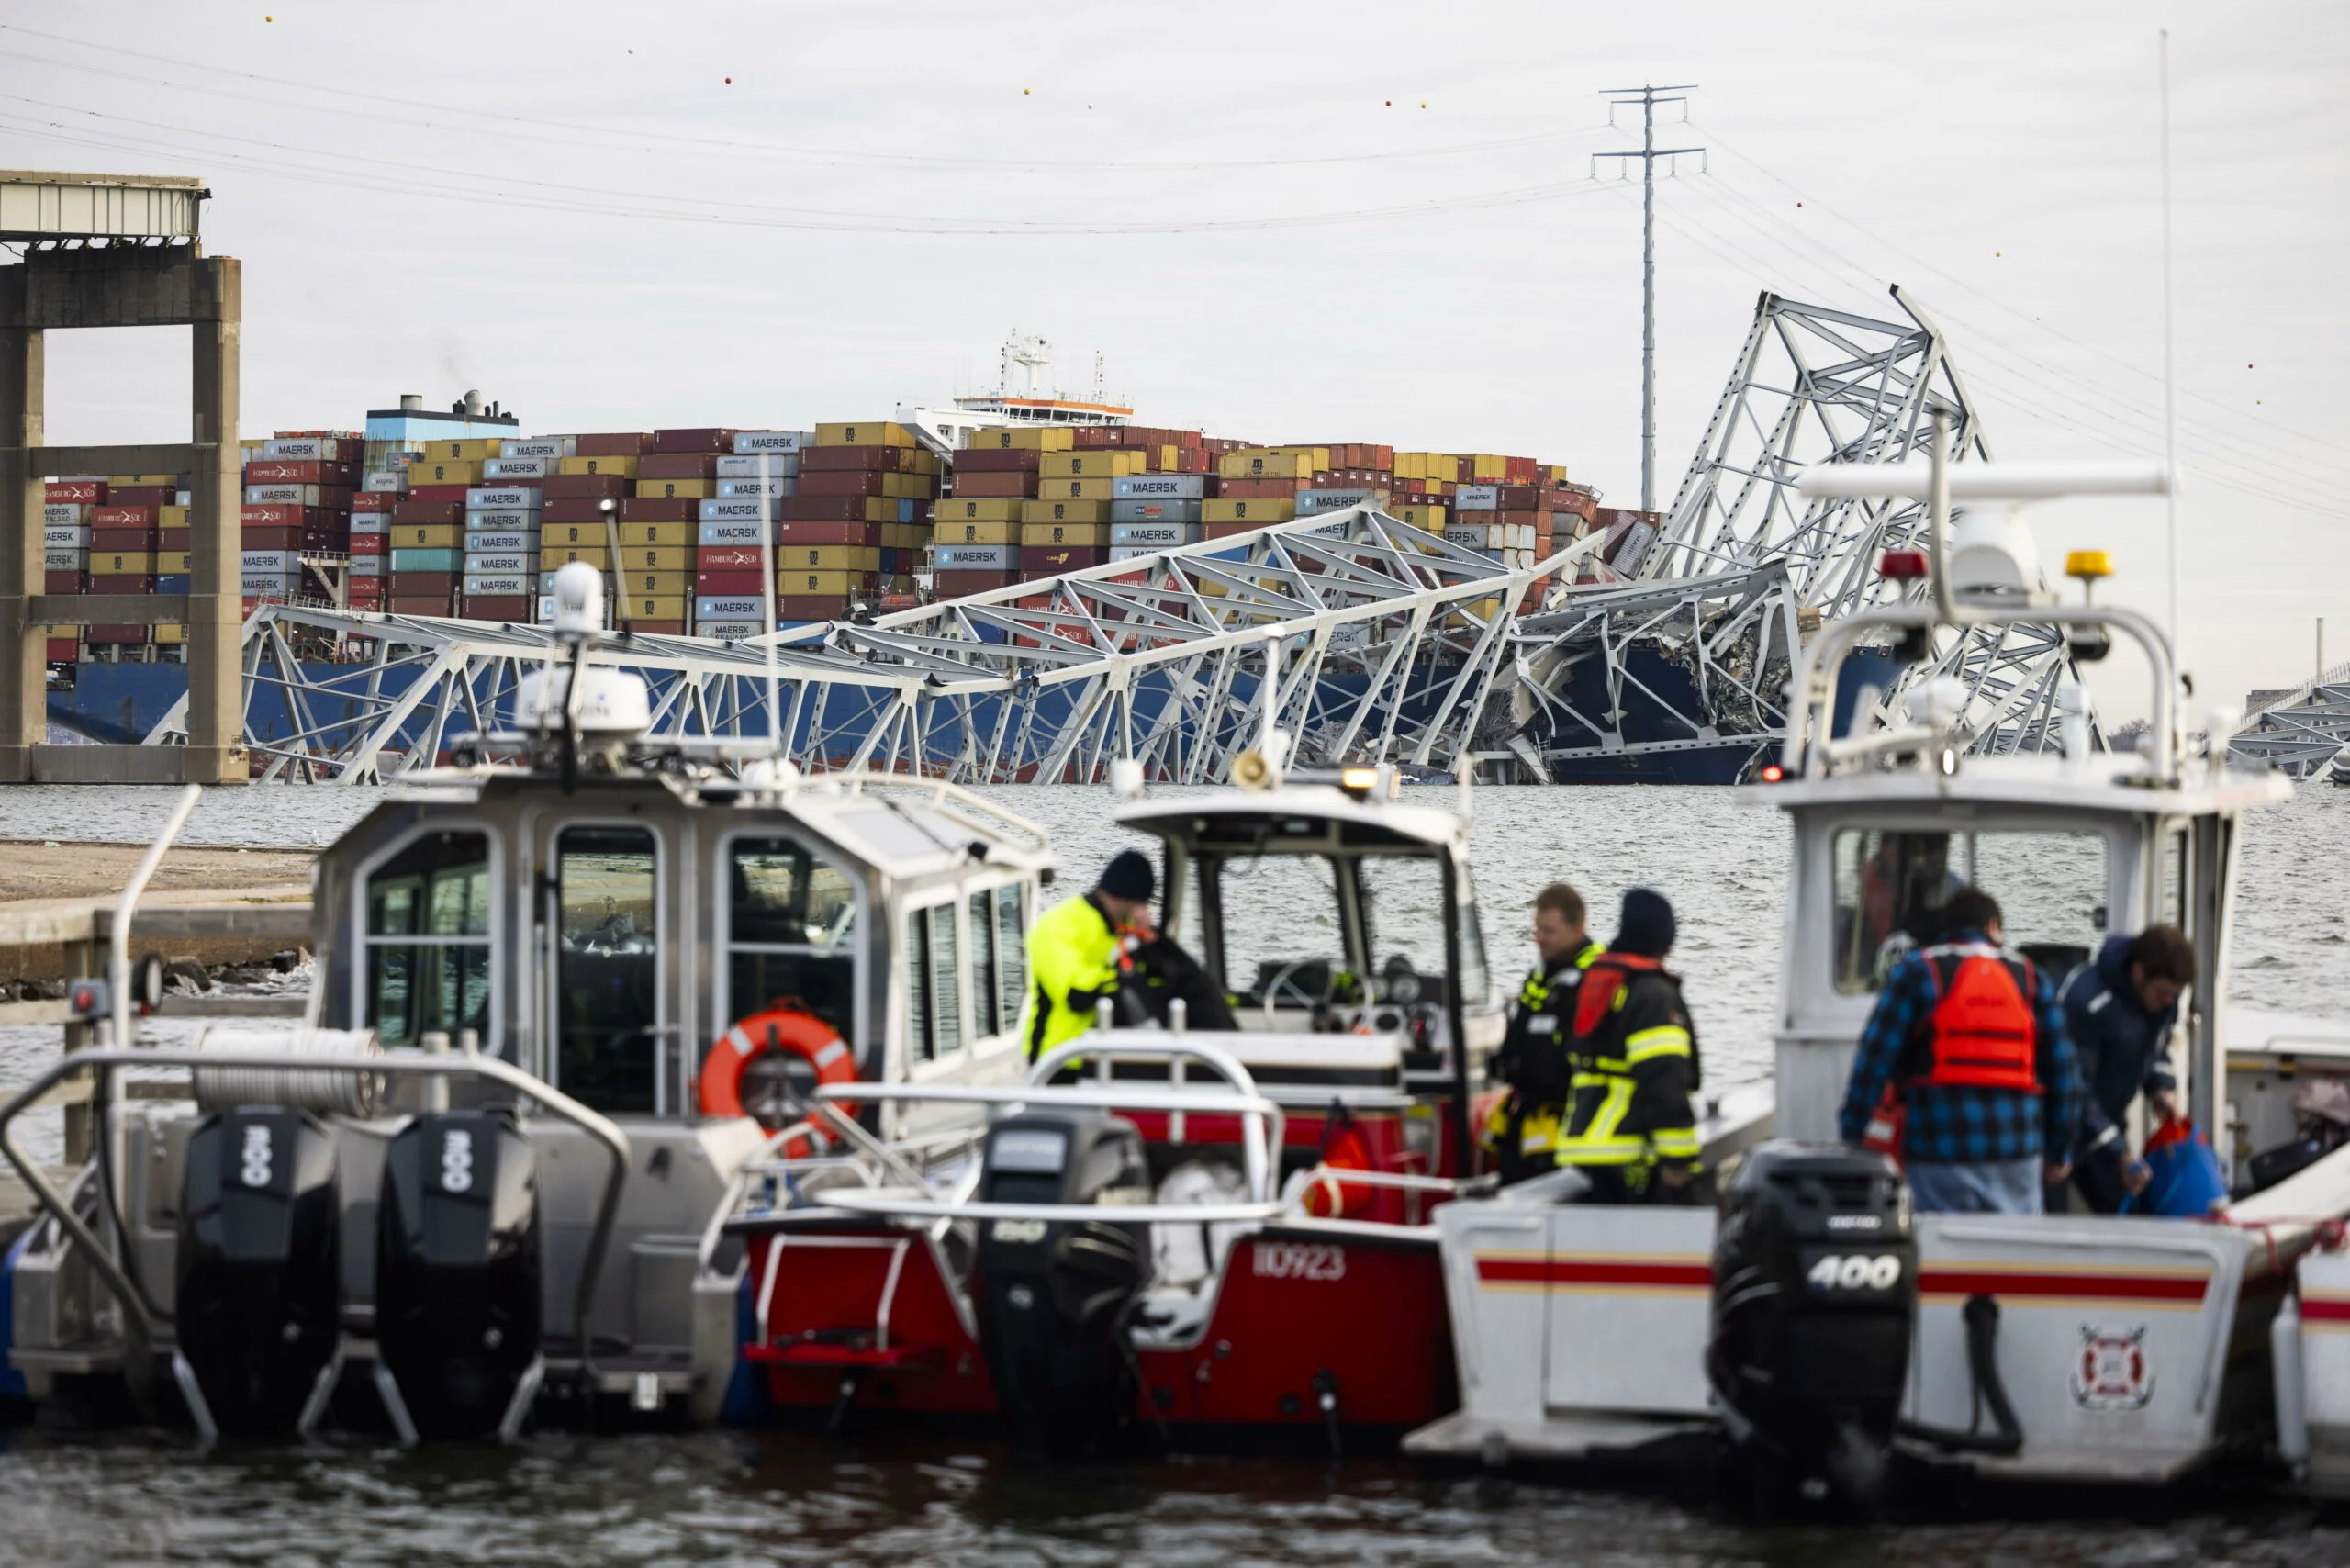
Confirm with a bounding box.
[0,1045,631,1373]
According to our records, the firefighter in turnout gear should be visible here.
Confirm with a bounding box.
[1483,882,1604,1182]
[1553,888,1703,1203]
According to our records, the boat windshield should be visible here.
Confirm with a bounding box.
[1831,827,2109,993]
[1193,846,1478,1010]
[364,829,492,1047]
[725,834,858,1065]
[554,825,661,1114]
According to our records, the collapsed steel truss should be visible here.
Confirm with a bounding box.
[2228,660,2350,779]
[152,508,1594,785]
[140,286,2098,786]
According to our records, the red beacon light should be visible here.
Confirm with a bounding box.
[1758,763,1786,784]
[1879,549,1930,581]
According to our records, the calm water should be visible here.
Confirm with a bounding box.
[2,779,2346,1565]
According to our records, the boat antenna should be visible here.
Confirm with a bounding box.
[761,448,782,758]
[2159,28,2183,731]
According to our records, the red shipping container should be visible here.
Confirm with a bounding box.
[392,501,464,526]
[387,572,459,594]
[803,445,923,473]
[243,459,358,486]
[405,484,471,504]
[776,496,892,522]
[934,569,1020,599]
[1202,521,1264,540]
[575,432,650,458]
[696,545,766,569]
[462,597,534,622]
[947,472,1035,498]
[88,575,155,593]
[107,487,177,508]
[1021,545,1108,575]
[43,570,85,592]
[695,569,767,596]
[241,527,302,549]
[778,595,854,621]
[543,498,615,524]
[388,595,455,615]
[628,621,688,635]
[773,521,883,546]
[242,504,339,528]
[542,474,628,499]
[949,448,1043,474]
[350,534,386,555]
[92,528,159,550]
[798,471,897,498]
[91,505,156,527]
[352,491,396,512]
[46,637,79,661]
[87,626,152,644]
[636,453,718,480]
[157,527,190,550]
[619,497,697,522]
[1219,479,1294,499]
[46,481,104,503]
[650,428,736,455]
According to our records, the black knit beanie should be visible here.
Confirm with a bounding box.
[1098,849,1155,902]
[1616,887,1677,958]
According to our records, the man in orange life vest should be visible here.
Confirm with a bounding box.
[1838,886,2085,1214]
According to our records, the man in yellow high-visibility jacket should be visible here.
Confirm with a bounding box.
[1024,849,1157,1061]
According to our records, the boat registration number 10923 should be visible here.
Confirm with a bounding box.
[1253,1242,1346,1282]
[1806,1253,1903,1292]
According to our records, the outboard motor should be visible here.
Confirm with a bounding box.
[1707,1141,1915,1506]
[973,1109,1152,1458]
[175,1106,342,1439]
[376,1108,543,1440]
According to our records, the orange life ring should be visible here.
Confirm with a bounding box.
[1301,1123,1375,1219]
[697,1007,856,1156]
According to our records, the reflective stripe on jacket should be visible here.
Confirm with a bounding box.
[1554,954,1702,1171]
[1023,892,1121,1060]
[1483,940,1605,1163]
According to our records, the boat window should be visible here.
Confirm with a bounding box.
[968,890,999,1036]
[906,902,963,1063]
[364,830,492,1047]
[1211,852,1348,1006]
[1831,828,2109,994]
[2159,825,2194,932]
[724,835,857,1062]
[554,825,660,1114]
[993,883,1029,1034]
[1357,854,1485,1004]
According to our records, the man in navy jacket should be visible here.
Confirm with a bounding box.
[2056,924,2197,1213]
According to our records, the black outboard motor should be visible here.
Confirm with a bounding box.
[376,1108,543,1440]
[176,1106,342,1439]
[1707,1141,1915,1506]
[973,1109,1152,1458]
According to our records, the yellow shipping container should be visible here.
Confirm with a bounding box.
[557,455,637,478]
[814,421,918,448]
[934,497,1023,523]
[1217,450,1316,481]
[543,546,611,568]
[897,449,944,476]
[781,545,882,573]
[94,551,155,573]
[621,546,691,572]
[392,524,459,548]
[1040,476,1117,502]
[1019,521,1113,546]
[877,472,933,500]
[621,572,690,596]
[1039,451,1146,478]
[1202,498,1296,524]
[541,521,611,547]
[409,459,481,485]
[156,551,194,574]
[159,505,189,528]
[634,477,714,499]
[423,438,507,462]
[779,569,871,596]
[961,426,1073,452]
[620,522,693,548]
[1393,504,1449,532]
[1463,454,1510,481]
[620,594,689,622]
[936,519,1017,545]
[111,473,183,486]
[154,623,185,644]
[1019,499,1111,525]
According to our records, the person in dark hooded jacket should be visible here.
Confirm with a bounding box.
[2056,924,2195,1212]
[1553,889,1701,1204]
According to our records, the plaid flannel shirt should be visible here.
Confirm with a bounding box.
[1836,929,2085,1166]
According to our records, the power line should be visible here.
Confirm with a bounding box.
[1595,84,1705,513]
[0,25,1603,175]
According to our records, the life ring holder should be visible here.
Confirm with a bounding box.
[696,1004,856,1156]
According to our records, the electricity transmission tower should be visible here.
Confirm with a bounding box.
[1595,84,1705,513]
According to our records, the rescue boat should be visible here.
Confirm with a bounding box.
[1406,431,2350,1504]
[0,566,1054,1441]
[707,762,1503,1452]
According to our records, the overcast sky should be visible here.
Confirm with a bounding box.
[5,0,2344,724]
